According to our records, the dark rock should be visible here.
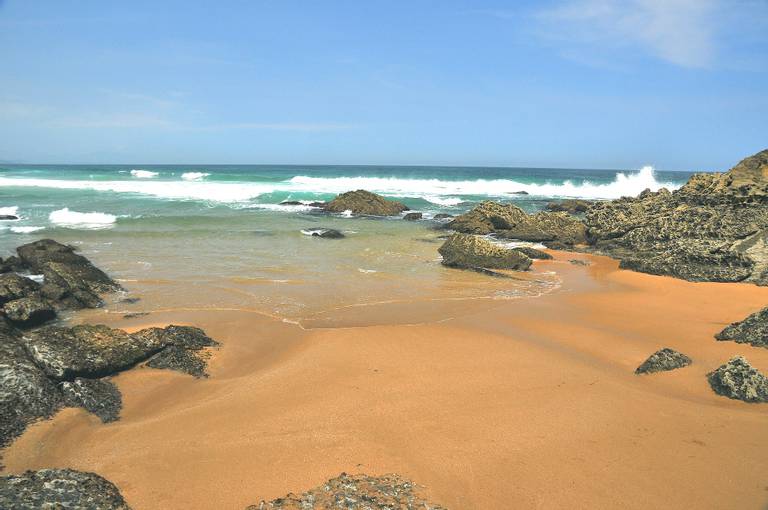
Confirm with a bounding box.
[546,199,593,214]
[21,324,165,380]
[512,191,529,195]
[146,346,210,378]
[569,259,591,266]
[707,356,768,403]
[323,190,409,216]
[0,215,19,221]
[305,228,345,239]
[248,473,446,510]
[438,233,532,270]
[0,469,131,509]
[132,325,218,377]
[120,297,141,304]
[132,325,218,350]
[584,150,768,284]
[433,213,454,220]
[512,246,553,260]
[0,337,61,449]
[3,296,56,327]
[0,273,40,305]
[308,201,326,207]
[403,212,423,221]
[635,348,692,374]
[16,239,122,309]
[715,307,768,348]
[123,312,150,319]
[279,201,303,206]
[61,377,122,423]
[448,201,587,245]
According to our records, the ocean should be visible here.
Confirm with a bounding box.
[0,164,693,326]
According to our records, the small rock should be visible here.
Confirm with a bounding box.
[123,312,150,319]
[512,191,529,195]
[403,212,423,221]
[569,259,591,266]
[279,201,303,206]
[433,213,454,220]
[438,233,532,270]
[707,356,768,403]
[323,190,409,216]
[635,348,692,374]
[3,296,56,327]
[120,297,141,304]
[0,215,19,221]
[715,307,768,348]
[307,228,345,239]
[61,377,122,423]
[0,469,131,509]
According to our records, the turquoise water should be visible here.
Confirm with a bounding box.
[0,164,694,324]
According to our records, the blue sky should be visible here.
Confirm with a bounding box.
[0,0,766,170]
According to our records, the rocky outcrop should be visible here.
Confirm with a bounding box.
[707,356,768,403]
[635,348,692,374]
[512,246,553,260]
[584,150,768,285]
[546,199,593,214]
[0,324,218,450]
[403,212,423,221]
[3,296,55,328]
[448,201,587,246]
[323,190,409,216]
[0,469,131,509]
[715,307,768,348]
[438,233,532,270]
[248,473,446,510]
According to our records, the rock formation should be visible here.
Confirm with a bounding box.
[511,246,553,260]
[323,190,409,216]
[438,233,532,270]
[707,356,768,403]
[715,307,768,348]
[403,212,423,221]
[247,473,446,510]
[0,469,131,509]
[546,199,593,214]
[635,348,692,374]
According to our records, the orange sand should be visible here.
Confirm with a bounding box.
[3,253,768,509]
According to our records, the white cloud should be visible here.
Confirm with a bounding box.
[537,0,719,68]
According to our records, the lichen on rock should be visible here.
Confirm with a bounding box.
[715,307,768,348]
[635,348,692,374]
[707,356,768,403]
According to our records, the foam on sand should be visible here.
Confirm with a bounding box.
[49,208,117,229]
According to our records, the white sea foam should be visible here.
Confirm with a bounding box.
[130,169,159,178]
[357,268,378,274]
[49,208,117,229]
[0,206,19,217]
[288,166,677,200]
[247,203,316,212]
[422,196,463,206]
[181,172,210,181]
[10,226,44,234]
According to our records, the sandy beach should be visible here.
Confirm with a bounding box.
[3,251,767,509]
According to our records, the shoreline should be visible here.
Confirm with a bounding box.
[3,251,768,509]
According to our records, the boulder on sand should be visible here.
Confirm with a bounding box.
[707,356,768,403]
[438,233,532,270]
[323,190,409,216]
[715,307,768,348]
[635,348,692,374]
[403,212,423,221]
[0,469,131,510]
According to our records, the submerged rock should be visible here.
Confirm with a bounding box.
[323,190,409,216]
[248,473,446,510]
[61,377,122,423]
[546,199,593,214]
[448,201,587,246]
[715,307,768,348]
[403,212,423,221]
[584,150,768,285]
[0,469,131,509]
[635,348,692,374]
[438,233,532,270]
[0,215,19,221]
[303,228,345,239]
[707,356,768,403]
[433,213,454,220]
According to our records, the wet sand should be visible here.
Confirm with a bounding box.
[3,252,768,509]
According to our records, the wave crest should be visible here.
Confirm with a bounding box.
[130,169,159,178]
[49,208,117,229]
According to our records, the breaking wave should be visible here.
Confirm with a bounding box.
[130,169,159,178]
[181,172,210,181]
[49,208,117,229]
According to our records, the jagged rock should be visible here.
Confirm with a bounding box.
[0,469,131,509]
[403,212,423,221]
[248,473,446,510]
[3,296,56,328]
[61,377,122,423]
[438,233,532,270]
[708,356,768,403]
[584,150,768,284]
[715,307,768,348]
[146,346,209,378]
[546,199,593,214]
[323,190,409,216]
[512,246,553,260]
[0,337,61,449]
[21,325,162,380]
[126,325,218,377]
[0,273,40,305]
[16,239,122,309]
[448,201,587,245]
[635,348,692,374]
